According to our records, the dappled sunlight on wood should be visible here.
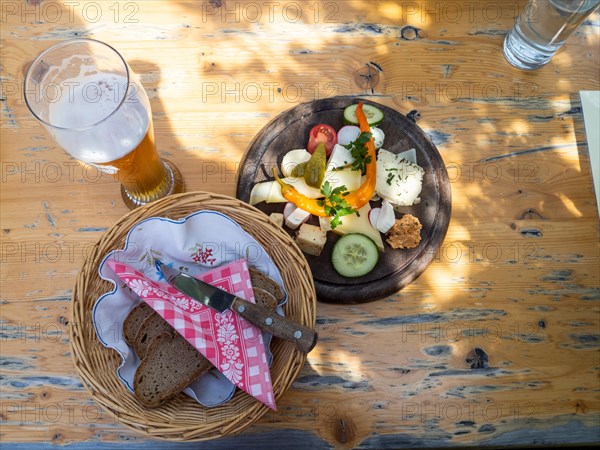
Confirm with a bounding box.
[555,47,575,68]
[418,265,468,304]
[447,222,472,241]
[557,192,584,217]
[378,2,404,20]
[452,183,486,213]
[509,119,530,135]
[307,347,365,382]
[550,139,581,173]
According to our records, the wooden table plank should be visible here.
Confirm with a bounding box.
[1,0,599,447]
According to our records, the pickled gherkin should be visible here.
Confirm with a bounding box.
[290,161,307,177]
[304,143,326,188]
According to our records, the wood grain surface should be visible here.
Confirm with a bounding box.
[1,0,599,448]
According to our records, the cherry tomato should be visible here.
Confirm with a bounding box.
[307,124,337,156]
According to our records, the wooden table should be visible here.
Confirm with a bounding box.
[1,1,599,447]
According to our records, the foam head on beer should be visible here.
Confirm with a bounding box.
[48,71,149,168]
[25,40,181,207]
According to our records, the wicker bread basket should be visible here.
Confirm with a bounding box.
[69,192,317,441]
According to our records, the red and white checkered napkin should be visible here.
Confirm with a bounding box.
[106,258,276,410]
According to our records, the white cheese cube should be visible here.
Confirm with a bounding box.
[319,216,332,232]
[269,212,284,228]
[285,208,311,230]
[295,223,327,256]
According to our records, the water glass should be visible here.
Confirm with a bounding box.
[503,0,600,70]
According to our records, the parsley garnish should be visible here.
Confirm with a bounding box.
[317,181,357,229]
[344,131,372,173]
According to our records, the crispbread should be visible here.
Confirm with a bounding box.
[133,332,213,408]
[249,268,284,304]
[123,302,155,347]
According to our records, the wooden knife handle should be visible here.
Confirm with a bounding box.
[230,297,318,353]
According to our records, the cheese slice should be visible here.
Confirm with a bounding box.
[376,149,423,206]
[323,169,362,192]
[267,181,286,203]
[332,203,384,250]
[249,182,273,205]
[326,143,354,171]
[281,177,322,198]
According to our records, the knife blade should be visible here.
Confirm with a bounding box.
[155,260,317,353]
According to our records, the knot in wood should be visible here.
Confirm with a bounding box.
[400,26,422,40]
[354,63,381,93]
[517,208,545,220]
[466,348,490,369]
[333,416,357,444]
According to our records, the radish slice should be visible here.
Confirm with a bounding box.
[376,200,396,233]
[285,208,310,230]
[371,127,385,149]
[337,125,360,146]
[368,208,381,228]
[283,202,296,220]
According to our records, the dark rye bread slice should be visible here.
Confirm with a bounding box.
[249,268,284,304]
[134,312,174,358]
[253,287,277,311]
[123,303,156,347]
[133,332,213,408]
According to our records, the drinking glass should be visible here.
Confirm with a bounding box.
[24,39,184,209]
[503,0,600,70]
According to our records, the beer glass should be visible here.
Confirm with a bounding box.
[503,0,600,70]
[24,39,184,209]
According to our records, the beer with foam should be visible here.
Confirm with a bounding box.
[25,39,182,208]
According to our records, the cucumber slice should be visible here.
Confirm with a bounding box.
[343,104,384,126]
[331,233,379,277]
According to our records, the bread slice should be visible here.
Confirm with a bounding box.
[133,332,213,408]
[253,287,277,311]
[123,303,156,347]
[134,313,174,358]
[249,268,284,304]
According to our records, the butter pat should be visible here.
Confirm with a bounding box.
[295,223,327,256]
[269,212,284,228]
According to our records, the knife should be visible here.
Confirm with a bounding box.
[155,260,318,353]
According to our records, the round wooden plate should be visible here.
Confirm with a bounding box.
[236,96,451,303]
